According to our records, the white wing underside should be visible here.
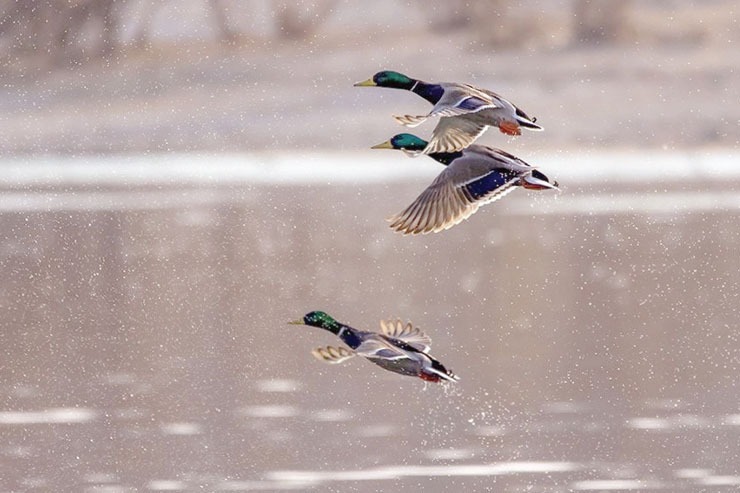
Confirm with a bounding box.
[423,117,489,154]
[354,339,408,360]
[379,319,432,353]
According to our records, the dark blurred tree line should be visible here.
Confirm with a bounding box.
[0,0,340,66]
[426,0,633,47]
[0,0,634,67]
[0,0,122,64]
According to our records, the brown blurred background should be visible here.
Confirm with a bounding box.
[2,2,740,491]
[0,0,738,154]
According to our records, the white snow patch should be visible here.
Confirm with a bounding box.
[0,189,235,213]
[160,422,202,435]
[241,405,299,418]
[542,401,588,414]
[255,379,301,393]
[4,152,740,214]
[674,468,712,479]
[475,425,506,437]
[698,475,740,486]
[626,417,670,430]
[424,448,476,461]
[147,480,188,490]
[84,473,119,483]
[215,479,309,491]
[311,409,353,422]
[268,461,579,483]
[104,373,137,385]
[356,424,398,437]
[0,150,738,187]
[627,414,710,431]
[572,479,663,490]
[0,152,432,187]
[0,407,97,425]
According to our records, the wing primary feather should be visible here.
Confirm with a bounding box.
[398,196,423,234]
[394,114,427,128]
[311,346,355,364]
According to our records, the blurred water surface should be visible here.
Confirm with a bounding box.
[1,153,740,492]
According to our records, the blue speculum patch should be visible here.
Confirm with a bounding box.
[464,171,513,200]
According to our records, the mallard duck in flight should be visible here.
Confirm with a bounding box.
[354,70,542,154]
[372,133,559,235]
[289,311,459,383]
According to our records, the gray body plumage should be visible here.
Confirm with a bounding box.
[311,319,458,383]
[395,82,542,154]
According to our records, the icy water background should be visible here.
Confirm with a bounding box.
[2,152,740,492]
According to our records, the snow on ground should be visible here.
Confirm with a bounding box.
[1,150,739,187]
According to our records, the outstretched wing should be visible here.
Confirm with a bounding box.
[393,95,495,127]
[393,113,429,128]
[379,320,432,353]
[423,116,489,154]
[430,96,497,118]
[388,155,520,235]
[393,83,498,131]
[468,86,509,105]
[433,84,501,115]
[311,346,356,364]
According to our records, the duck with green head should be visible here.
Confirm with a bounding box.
[372,133,559,235]
[354,70,542,154]
[289,311,459,383]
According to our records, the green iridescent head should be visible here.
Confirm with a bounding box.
[354,71,416,89]
[289,311,338,330]
[371,133,429,152]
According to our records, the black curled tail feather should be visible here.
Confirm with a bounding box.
[432,359,460,382]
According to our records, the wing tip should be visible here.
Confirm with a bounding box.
[311,346,355,364]
[393,114,427,128]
